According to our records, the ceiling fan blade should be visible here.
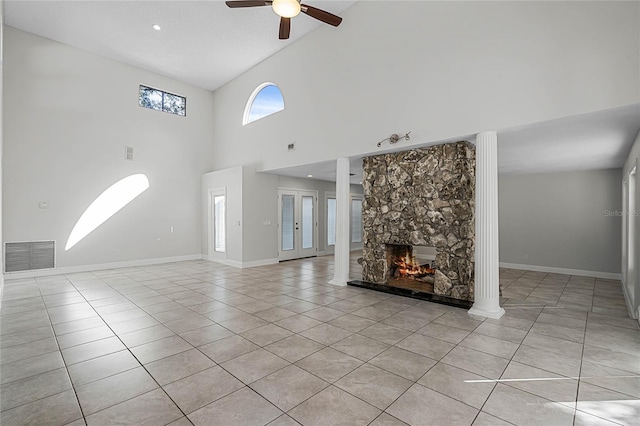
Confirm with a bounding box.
[225,1,272,8]
[279,17,291,40]
[300,4,342,27]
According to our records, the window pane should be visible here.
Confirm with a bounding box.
[245,84,284,124]
[214,195,225,252]
[302,196,313,249]
[281,195,295,251]
[351,199,362,243]
[163,92,186,116]
[327,198,336,246]
[139,86,162,111]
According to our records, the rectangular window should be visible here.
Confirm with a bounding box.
[351,198,362,243]
[214,195,226,252]
[327,198,336,246]
[301,196,314,249]
[139,85,186,116]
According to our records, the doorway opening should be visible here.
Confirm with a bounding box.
[278,189,318,261]
[208,187,226,262]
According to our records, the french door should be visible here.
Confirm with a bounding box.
[278,189,318,261]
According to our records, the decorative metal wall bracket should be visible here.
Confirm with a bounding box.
[377,131,411,147]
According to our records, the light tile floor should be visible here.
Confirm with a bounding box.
[1,254,639,425]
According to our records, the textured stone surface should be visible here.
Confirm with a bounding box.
[361,141,475,301]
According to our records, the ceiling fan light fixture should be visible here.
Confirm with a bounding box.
[272,0,301,18]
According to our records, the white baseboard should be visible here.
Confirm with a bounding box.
[499,262,622,280]
[3,254,204,280]
[207,257,279,269]
[620,279,638,319]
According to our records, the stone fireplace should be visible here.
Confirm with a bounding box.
[360,141,476,302]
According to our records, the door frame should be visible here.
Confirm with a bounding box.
[208,187,227,263]
[278,188,318,261]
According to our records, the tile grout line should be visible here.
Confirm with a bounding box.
[33,279,88,425]
[471,300,546,426]
[62,272,196,425]
[4,261,635,426]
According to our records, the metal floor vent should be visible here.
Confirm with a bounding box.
[4,241,56,273]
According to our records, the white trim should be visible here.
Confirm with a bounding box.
[225,259,243,269]
[468,306,505,319]
[243,258,279,268]
[208,257,279,269]
[499,262,622,280]
[3,254,203,279]
[621,279,638,319]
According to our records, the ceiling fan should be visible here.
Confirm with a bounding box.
[225,0,343,40]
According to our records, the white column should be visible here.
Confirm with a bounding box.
[330,157,350,286]
[469,131,505,319]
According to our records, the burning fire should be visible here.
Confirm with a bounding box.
[394,253,435,278]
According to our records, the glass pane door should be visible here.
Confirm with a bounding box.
[278,189,317,261]
[281,194,295,251]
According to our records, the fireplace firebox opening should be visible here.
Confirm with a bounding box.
[386,244,437,292]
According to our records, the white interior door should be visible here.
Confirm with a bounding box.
[278,189,317,261]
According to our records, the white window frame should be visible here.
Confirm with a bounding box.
[325,191,364,254]
[242,82,285,126]
[351,196,363,245]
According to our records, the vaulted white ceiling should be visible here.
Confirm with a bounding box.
[4,0,356,91]
[4,1,639,181]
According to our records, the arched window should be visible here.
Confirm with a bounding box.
[243,82,285,125]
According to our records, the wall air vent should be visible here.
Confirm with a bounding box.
[4,241,56,273]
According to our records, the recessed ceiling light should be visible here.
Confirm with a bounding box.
[307,174,313,178]
[152,24,162,31]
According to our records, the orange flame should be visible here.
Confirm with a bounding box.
[394,253,434,277]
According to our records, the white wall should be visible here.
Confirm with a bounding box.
[499,169,622,275]
[3,28,215,270]
[242,166,279,263]
[0,2,4,294]
[210,1,639,173]
[622,130,640,318]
